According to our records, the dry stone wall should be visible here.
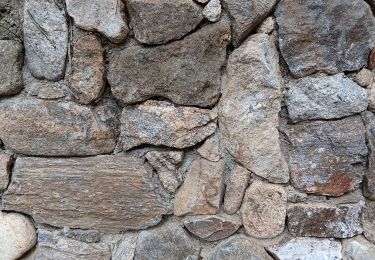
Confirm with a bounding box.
[2,0,375,259]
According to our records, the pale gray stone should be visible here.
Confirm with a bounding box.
[0,154,12,192]
[363,201,375,243]
[203,0,221,22]
[0,0,23,41]
[342,236,375,260]
[0,40,23,96]
[101,233,138,260]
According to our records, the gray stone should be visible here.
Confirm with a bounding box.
[108,20,231,107]
[286,74,368,123]
[0,0,23,41]
[203,0,221,22]
[0,154,11,192]
[66,0,128,43]
[0,40,23,96]
[56,228,100,243]
[342,236,375,260]
[0,211,37,260]
[135,222,200,260]
[363,201,375,243]
[286,186,307,203]
[205,235,273,260]
[127,0,202,44]
[24,0,68,81]
[275,0,375,77]
[0,96,116,156]
[121,100,217,150]
[103,233,138,260]
[362,112,375,200]
[256,16,276,34]
[219,33,289,184]
[197,135,221,162]
[267,237,342,260]
[2,156,171,232]
[368,82,375,112]
[281,115,368,197]
[222,0,277,47]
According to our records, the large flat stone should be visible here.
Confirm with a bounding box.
[0,40,23,96]
[0,96,116,156]
[275,0,375,77]
[2,156,171,232]
[219,33,289,183]
[108,20,230,107]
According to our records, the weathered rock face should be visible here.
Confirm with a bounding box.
[0,0,23,41]
[222,0,277,47]
[241,181,287,238]
[174,158,224,216]
[363,201,375,243]
[127,0,202,44]
[66,0,128,43]
[205,235,273,260]
[285,74,368,123]
[281,116,368,197]
[203,0,221,22]
[0,212,37,260]
[0,154,11,192]
[356,68,373,87]
[0,40,23,96]
[184,215,240,241]
[197,135,221,162]
[102,233,138,260]
[35,230,111,260]
[266,237,342,260]
[287,200,364,238]
[223,164,251,214]
[219,33,289,184]
[363,112,375,200]
[2,156,171,232]
[56,228,100,243]
[121,100,217,150]
[342,236,375,260]
[135,222,200,260]
[69,33,105,105]
[108,20,230,107]
[0,96,116,156]
[24,0,68,81]
[275,0,375,77]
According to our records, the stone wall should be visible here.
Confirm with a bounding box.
[1,0,375,259]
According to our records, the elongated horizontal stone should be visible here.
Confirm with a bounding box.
[0,96,116,156]
[2,156,171,232]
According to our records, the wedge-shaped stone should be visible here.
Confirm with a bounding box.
[2,156,171,232]
[121,100,217,150]
[281,115,368,197]
[219,33,289,183]
[0,96,116,156]
[108,20,230,107]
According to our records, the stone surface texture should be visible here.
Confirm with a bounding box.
[363,111,375,200]
[363,201,375,243]
[0,40,23,96]
[0,0,23,40]
[203,0,221,22]
[0,154,11,192]
[342,236,375,260]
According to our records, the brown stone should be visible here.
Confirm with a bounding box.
[197,135,221,162]
[241,180,287,239]
[174,158,224,216]
[0,154,11,192]
[223,164,251,214]
[2,156,171,232]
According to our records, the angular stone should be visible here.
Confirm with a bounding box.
[35,230,111,260]
[69,33,105,104]
[363,112,375,200]
[174,158,224,216]
[256,16,276,34]
[121,100,217,150]
[197,135,221,162]
[66,0,128,43]
[282,115,367,197]
[267,237,342,260]
[206,235,273,260]
[342,236,375,260]
[135,222,200,260]
[363,201,375,243]
[0,96,116,156]
[222,0,277,46]
[108,20,230,107]
[356,68,373,87]
[127,0,202,44]
[2,156,171,232]
[0,154,11,192]
[241,181,287,238]
[102,233,138,260]
[223,165,251,214]
[219,33,289,183]
[286,186,307,203]
[203,0,221,22]
[184,215,241,241]
[0,40,23,95]
[287,200,364,238]
[0,0,23,40]
[275,0,375,77]
[285,74,368,123]
[145,150,184,193]
[0,212,37,260]
[24,0,68,81]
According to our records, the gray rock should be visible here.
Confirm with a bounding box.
[121,100,217,150]
[363,201,375,243]
[267,237,342,260]
[0,0,23,41]
[205,234,273,260]
[108,20,231,107]
[256,16,276,34]
[135,222,200,260]
[275,0,375,77]
[0,40,23,96]
[24,0,68,81]
[286,74,368,123]
[0,96,116,156]
[197,135,221,162]
[203,0,221,22]
[56,228,100,243]
[0,154,12,192]
[222,0,277,47]
[362,112,375,200]
[342,236,375,260]
[286,186,307,203]
[66,0,128,43]
[105,234,138,260]
[127,0,202,45]
[219,33,289,184]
